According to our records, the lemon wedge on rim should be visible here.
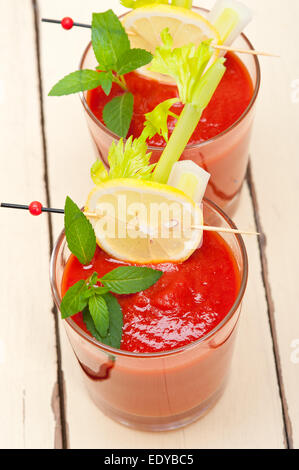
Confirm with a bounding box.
[85,178,203,264]
[122,4,220,84]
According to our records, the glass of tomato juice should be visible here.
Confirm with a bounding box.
[50,199,248,431]
[78,7,260,215]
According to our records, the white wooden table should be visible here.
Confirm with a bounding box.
[0,0,298,449]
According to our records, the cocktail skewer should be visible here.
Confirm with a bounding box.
[1,201,259,236]
[211,44,279,58]
[42,18,89,29]
[0,202,64,214]
[191,225,259,236]
[41,17,278,58]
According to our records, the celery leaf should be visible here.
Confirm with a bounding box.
[150,28,214,104]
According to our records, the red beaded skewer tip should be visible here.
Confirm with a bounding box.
[1,202,64,215]
[29,201,43,216]
[61,17,74,30]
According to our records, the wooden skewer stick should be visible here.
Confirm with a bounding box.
[211,43,279,58]
[0,202,64,214]
[41,18,278,58]
[191,225,259,236]
[1,203,259,236]
[125,30,278,58]
[84,211,259,236]
[83,211,98,218]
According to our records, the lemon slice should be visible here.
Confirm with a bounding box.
[85,178,203,264]
[122,4,220,84]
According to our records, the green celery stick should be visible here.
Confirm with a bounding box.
[152,59,226,184]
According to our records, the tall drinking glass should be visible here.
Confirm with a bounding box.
[50,199,248,431]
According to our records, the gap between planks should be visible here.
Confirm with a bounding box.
[246,161,293,449]
[31,0,68,449]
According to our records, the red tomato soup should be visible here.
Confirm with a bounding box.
[87,52,253,147]
[62,231,240,353]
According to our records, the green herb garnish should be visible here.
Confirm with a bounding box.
[82,293,123,348]
[48,70,107,96]
[89,95,182,184]
[61,267,162,349]
[62,196,163,348]
[90,135,155,184]
[102,92,134,139]
[64,196,96,265]
[49,10,153,138]
[88,294,110,337]
[101,266,163,294]
[143,97,179,143]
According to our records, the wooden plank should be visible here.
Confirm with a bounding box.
[0,0,58,449]
[38,0,286,448]
[244,0,299,448]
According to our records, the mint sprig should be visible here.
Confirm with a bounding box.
[61,258,163,348]
[49,9,153,138]
[62,195,161,348]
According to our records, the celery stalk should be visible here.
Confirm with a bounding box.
[152,104,200,183]
[208,0,252,47]
[152,59,226,184]
[171,0,192,9]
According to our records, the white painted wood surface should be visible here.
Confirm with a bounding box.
[0,0,58,449]
[1,0,298,449]
[246,0,299,448]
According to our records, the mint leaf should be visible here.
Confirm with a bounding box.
[91,10,130,71]
[98,71,113,96]
[64,196,96,265]
[102,293,123,349]
[89,295,110,337]
[101,266,163,294]
[82,307,104,343]
[88,272,99,286]
[103,92,133,138]
[60,280,88,319]
[116,49,153,75]
[82,293,123,349]
[83,286,109,299]
[49,70,103,96]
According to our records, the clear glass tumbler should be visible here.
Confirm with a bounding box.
[79,7,260,215]
[50,199,248,431]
